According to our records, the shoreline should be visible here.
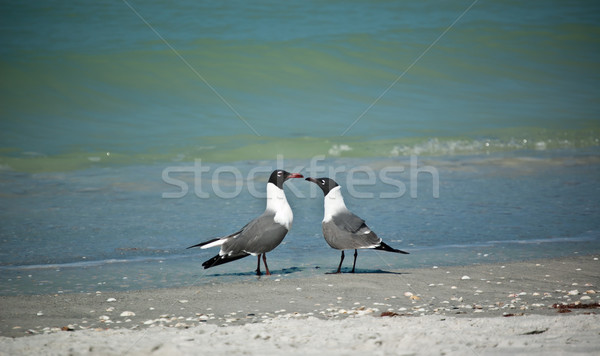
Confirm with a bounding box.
[1,254,599,354]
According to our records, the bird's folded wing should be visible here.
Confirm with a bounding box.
[332,211,367,233]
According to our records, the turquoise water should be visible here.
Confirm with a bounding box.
[1,1,599,168]
[1,1,599,295]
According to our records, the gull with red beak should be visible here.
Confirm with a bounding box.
[188,170,303,276]
[306,177,409,273]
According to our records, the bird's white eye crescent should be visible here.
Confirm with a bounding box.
[321,179,325,184]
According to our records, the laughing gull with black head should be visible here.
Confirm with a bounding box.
[306,177,409,273]
[187,170,303,276]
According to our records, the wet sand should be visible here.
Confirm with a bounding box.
[1,254,599,355]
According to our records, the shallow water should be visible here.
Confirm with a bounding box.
[1,151,599,295]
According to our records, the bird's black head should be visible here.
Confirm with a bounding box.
[305,177,339,196]
[268,170,304,189]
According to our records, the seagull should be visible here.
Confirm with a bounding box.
[306,177,409,273]
[187,170,303,276]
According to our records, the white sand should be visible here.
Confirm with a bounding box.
[1,314,599,355]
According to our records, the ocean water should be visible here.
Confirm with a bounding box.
[1,1,599,295]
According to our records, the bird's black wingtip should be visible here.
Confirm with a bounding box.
[201,253,249,270]
[376,241,410,254]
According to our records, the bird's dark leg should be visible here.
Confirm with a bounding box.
[327,250,344,274]
[262,253,271,275]
[351,249,358,273]
[256,254,262,276]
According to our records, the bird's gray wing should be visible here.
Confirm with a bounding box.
[222,212,288,255]
[332,211,368,233]
[324,211,381,250]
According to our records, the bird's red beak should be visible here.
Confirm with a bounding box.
[287,173,304,179]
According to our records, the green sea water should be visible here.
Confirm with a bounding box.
[1,1,599,172]
[0,127,598,172]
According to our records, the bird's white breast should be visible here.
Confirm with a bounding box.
[323,186,348,222]
[266,182,293,230]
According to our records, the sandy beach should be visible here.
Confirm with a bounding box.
[1,254,599,355]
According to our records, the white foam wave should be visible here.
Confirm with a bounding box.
[0,254,189,271]
[408,232,599,252]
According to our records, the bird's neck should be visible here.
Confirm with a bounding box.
[323,186,348,222]
[266,182,293,229]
